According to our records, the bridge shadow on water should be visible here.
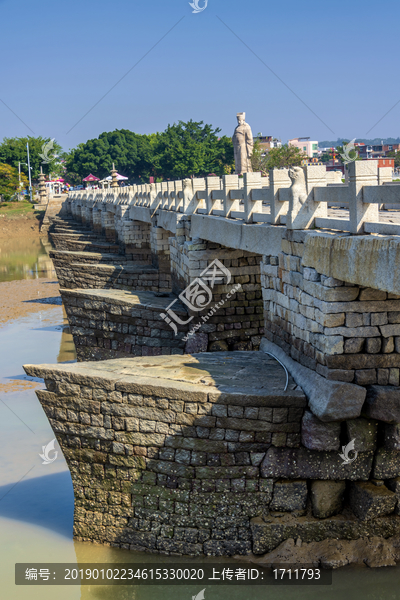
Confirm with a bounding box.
[0,471,74,538]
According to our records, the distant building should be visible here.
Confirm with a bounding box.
[288,137,318,158]
[377,158,395,169]
[358,143,400,160]
[253,136,282,152]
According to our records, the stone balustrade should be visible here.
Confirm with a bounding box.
[68,161,400,234]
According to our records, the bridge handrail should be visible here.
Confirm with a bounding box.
[66,161,400,234]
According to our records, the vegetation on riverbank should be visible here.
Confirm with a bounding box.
[0,200,45,219]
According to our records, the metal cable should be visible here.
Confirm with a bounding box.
[263,352,289,392]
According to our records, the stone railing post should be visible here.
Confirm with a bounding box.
[182,179,194,213]
[130,185,138,206]
[193,178,206,212]
[161,182,169,209]
[286,164,328,230]
[137,184,143,206]
[348,160,379,233]
[149,183,160,215]
[243,172,268,223]
[269,168,291,224]
[167,181,176,210]
[379,167,392,185]
[175,180,183,212]
[223,174,240,218]
[205,176,221,214]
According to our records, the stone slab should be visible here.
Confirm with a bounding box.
[349,482,397,521]
[302,232,400,296]
[190,214,285,256]
[260,446,374,480]
[363,386,400,423]
[250,513,400,554]
[260,338,366,422]
[24,351,303,405]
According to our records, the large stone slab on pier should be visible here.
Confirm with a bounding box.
[23,352,307,555]
[24,351,304,403]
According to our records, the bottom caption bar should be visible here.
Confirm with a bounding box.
[16,563,332,586]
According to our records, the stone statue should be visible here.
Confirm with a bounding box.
[288,167,307,207]
[287,166,308,229]
[232,112,253,174]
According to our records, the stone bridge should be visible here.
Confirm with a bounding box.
[24,161,400,562]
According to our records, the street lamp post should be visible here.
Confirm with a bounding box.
[18,162,21,201]
[26,142,33,203]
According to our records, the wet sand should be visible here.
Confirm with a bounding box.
[0,278,60,328]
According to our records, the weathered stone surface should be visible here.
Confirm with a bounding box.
[241,535,398,569]
[203,540,252,556]
[344,338,364,353]
[363,386,400,423]
[327,354,400,370]
[346,418,378,451]
[260,446,374,481]
[355,369,377,386]
[270,480,308,513]
[380,324,400,338]
[365,337,382,354]
[184,333,208,354]
[385,423,400,450]
[250,513,400,554]
[386,478,400,515]
[309,333,344,355]
[302,234,400,298]
[372,449,400,479]
[260,339,366,422]
[359,288,387,301]
[301,410,341,451]
[311,480,345,518]
[349,482,396,521]
[382,337,395,353]
[208,340,229,352]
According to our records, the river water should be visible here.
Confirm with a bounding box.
[1,236,400,599]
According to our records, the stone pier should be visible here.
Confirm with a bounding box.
[24,165,400,561]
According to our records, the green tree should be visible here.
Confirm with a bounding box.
[335,141,360,163]
[386,150,400,168]
[251,144,307,175]
[155,120,234,179]
[0,163,29,201]
[65,129,154,183]
[0,136,63,180]
[64,122,234,183]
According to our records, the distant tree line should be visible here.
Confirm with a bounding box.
[320,137,400,148]
[65,121,235,184]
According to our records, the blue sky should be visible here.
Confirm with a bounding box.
[1,0,399,151]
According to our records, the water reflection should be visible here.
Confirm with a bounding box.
[2,261,400,600]
[0,235,56,282]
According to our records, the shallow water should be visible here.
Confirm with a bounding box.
[0,236,55,282]
[2,274,400,599]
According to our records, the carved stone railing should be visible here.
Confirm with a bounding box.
[67,161,400,234]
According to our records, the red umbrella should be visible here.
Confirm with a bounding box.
[82,174,100,182]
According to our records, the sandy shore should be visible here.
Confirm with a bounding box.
[0,278,60,328]
[0,211,43,240]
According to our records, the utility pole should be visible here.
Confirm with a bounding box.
[18,162,21,201]
[26,142,33,203]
